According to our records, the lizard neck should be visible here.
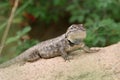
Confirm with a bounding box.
[67,40,75,46]
[65,34,75,47]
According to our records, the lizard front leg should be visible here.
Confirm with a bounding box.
[67,42,99,53]
[81,43,100,53]
[60,48,71,61]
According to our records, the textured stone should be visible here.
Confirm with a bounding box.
[0,42,120,80]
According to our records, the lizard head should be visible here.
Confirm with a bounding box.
[65,24,86,45]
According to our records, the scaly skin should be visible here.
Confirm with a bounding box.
[0,24,99,68]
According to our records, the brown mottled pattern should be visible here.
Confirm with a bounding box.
[0,24,88,68]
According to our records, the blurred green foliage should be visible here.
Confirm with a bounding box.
[0,0,120,58]
[5,26,31,44]
[21,0,120,47]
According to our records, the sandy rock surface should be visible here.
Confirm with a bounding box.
[0,42,120,80]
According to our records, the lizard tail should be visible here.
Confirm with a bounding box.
[0,55,25,68]
[0,45,38,68]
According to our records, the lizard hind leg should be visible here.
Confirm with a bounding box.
[26,50,41,62]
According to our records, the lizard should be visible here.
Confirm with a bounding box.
[0,24,99,68]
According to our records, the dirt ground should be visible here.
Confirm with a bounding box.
[0,42,120,80]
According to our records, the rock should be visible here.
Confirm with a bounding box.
[0,42,120,80]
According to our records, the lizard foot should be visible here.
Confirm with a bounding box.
[89,47,100,53]
[83,46,100,53]
[63,55,73,62]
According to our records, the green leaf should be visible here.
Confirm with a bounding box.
[5,26,31,44]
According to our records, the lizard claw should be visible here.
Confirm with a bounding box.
[63,56,73,62]
[90,48,100,53]
[83,46,100,53]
